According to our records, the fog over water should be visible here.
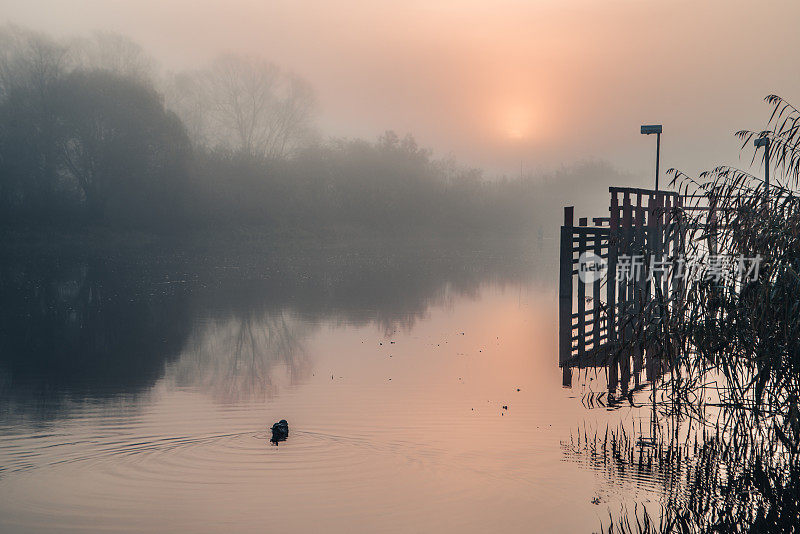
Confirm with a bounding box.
[0,242,668,533]
[1,2,799,532]
[3,0,799,176]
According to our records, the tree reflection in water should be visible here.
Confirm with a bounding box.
[166,311,314,403]
[0,237,546,417]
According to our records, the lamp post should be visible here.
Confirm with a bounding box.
[641,124,663,191]
[755,136,770,208]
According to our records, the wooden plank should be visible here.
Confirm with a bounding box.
[608,190,619,343]
[570,227,611,235]
[558,206,574,366]
[610,192,634,394]
[562,366,573,388]
[675,195,685,316]
[663,194,672,300]
[708,195,717,256]
[577,217,587,359]
[593,221,602,352]
[610,186,679,197]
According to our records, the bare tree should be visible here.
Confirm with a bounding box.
[0,24,67,100]
[68,31,157,84]
[167,55,316,159]
[163,70,208,147]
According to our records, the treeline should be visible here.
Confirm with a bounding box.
[0,25,631,235]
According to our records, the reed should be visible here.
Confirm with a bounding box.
[594,95,800,532]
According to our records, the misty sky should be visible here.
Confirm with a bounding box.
[3,0,799,181]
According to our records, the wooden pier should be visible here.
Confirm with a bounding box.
[559,187,685,392]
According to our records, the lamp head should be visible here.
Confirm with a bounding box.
[754,136,769,147]
[641,124,662,135]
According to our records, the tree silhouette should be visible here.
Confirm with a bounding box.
[56,70,190,223]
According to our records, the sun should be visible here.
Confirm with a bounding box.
[507,127,526,140]
[499,105,533,141]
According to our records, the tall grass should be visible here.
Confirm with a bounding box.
[592,96,800,532]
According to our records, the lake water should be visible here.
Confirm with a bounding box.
[0,239,666,533]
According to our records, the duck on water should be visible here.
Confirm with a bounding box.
[270,420,289,445]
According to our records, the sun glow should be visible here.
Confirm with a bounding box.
[499,105,534,141]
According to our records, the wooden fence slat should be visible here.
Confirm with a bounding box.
[608,191,618,343]
[577,218,587,358]
[559,206,575,366]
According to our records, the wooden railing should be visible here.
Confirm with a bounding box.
[559,187,685,391]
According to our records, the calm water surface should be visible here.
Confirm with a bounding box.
[0,242,663,533]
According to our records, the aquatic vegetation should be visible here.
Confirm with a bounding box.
[590,96,800,532]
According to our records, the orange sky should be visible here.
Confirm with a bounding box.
[4,0,800,178]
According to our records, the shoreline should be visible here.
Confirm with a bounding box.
[0,224,544,258]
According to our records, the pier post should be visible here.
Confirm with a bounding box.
[608,190,619,343]
[593,224,602,354]
[577,218,587,359]
[559,206,575,367]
